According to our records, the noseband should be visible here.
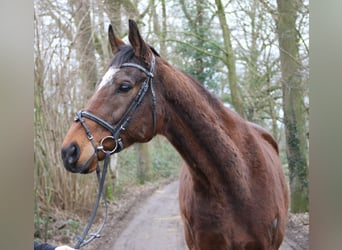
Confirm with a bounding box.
[74,54,157,156]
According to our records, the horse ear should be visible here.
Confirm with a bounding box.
[128,19,152,62]
[108,24,125,55]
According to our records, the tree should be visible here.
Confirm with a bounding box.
[69,0,98,97]
[276,0,308,212]
[136,143,152,183]
[104,0,123,35]
[150,0,167,56]
[176,0,247,117]
[215,0,246,118]
[175,0,223,95]
[179,0,207,83]
[234,0,282,139]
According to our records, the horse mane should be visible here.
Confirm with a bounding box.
[181,71,225,110]
[162,62,243,140]
[109,45,136,67]
[109,44,160,68]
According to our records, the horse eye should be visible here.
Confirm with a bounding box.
[117,83,132,93]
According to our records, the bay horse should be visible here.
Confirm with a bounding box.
[61,20,289,249]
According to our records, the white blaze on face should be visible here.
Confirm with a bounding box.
[97,67,119,92]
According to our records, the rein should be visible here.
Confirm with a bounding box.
[74,152,109,249]
[72,55,156,248]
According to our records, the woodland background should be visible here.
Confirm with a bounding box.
[34,0,309,243]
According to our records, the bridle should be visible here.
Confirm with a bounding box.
[72,54,156,249]
[74,54,157,156]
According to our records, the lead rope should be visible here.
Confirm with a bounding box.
[74,152,110,249]
[148,55,157,136]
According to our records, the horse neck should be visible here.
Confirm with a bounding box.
[157,62,251,193]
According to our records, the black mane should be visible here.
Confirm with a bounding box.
[110,45,136,67]
[110,44,160,68]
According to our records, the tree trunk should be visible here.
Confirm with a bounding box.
[104,0,122,35]
[215,0,246,118]
[151,0,167,57]
[276,0,308,212]
[69,0,98,95]
[135,143,152,184]
[160,0,167,55]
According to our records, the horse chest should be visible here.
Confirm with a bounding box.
[179,175,271,249]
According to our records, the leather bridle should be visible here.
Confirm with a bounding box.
[72,54,156,249]
[74,54,157,157]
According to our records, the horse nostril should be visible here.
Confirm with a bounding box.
[61,142,80,166]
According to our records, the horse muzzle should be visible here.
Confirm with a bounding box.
[61,142,95,174]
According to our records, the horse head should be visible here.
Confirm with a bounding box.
[61,20,159,174]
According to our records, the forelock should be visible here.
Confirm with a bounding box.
[110,45,136,67]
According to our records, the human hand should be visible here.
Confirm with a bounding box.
[55,246,75,250]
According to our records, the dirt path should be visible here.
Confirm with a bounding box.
[105,181,308,250]
[112,181,186,250]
